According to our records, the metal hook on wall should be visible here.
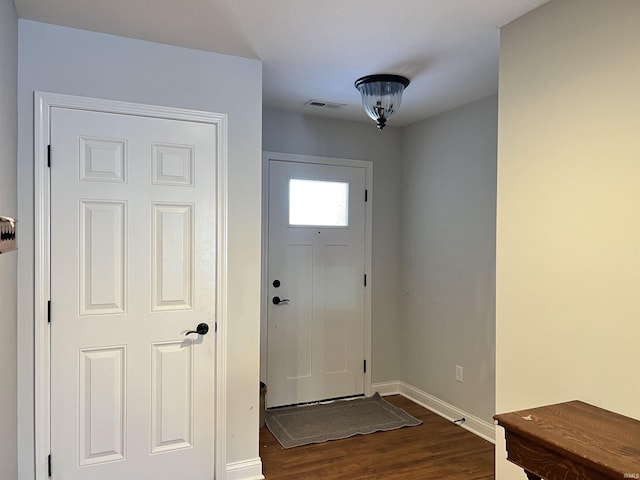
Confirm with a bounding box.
[0,216,17,254]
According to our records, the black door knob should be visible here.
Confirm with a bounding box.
[272,296,290,305]
[185,323,209,336]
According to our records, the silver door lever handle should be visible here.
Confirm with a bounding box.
[272,296,290,305]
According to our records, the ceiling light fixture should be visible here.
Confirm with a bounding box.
[354,74,410,130]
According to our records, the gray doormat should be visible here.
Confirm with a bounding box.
[265,393,422,448]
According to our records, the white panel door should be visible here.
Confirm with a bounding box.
[50,108,216,479]
[266,160,366,407]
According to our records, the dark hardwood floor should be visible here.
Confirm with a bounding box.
[260,395,495,479]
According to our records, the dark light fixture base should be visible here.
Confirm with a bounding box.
[354,74,410,90]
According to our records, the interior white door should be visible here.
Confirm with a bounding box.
[50,107,217,479]
[266,160,366,407]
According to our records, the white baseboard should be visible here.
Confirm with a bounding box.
[371,380,496,444]
[369,380,402,396]
[226,457,264,480]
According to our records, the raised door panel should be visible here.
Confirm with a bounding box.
[151,341,193,454]
[79,201,126,315]
[151,204,194,311]
[78,346,126,466]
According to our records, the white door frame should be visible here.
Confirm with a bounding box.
[34,92,228,479]
[260,151,373,399]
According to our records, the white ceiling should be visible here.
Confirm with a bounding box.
[13,0,550,127]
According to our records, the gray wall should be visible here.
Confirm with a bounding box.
[496,0,640,477]
[262,109,404,382]
[0,0,18,478]
[18,20,262,478]
[400,96,497,424]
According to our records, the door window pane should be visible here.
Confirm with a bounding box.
[289,179,349,226]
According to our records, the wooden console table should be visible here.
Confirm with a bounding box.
[494,401,640,480]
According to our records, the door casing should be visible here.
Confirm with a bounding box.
[260,151,373,400]
[34,92,228,480]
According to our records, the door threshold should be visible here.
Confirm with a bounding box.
[268,394,365,410]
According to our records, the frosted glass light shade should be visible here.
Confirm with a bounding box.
[355,74,410,130]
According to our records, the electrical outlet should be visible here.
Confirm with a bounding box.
[456,365,463,382]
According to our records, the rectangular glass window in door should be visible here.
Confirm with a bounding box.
[288,179,349,227]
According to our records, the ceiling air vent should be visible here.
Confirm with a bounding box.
[304,99,346,110]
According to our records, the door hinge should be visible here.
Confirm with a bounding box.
[48,454,52,477]
[47,300,51,323]
[364,274,367,287]
[47,145,51,168]
[215,322,218,333]
[364,189,368,202]
[363,359,367,373]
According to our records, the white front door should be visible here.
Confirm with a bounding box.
[266,159,367,407]
[50,107,217,479]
